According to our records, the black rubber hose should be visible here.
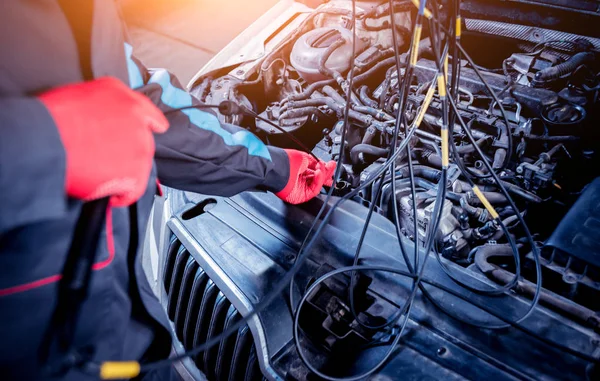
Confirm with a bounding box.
[521,134,580,142]
[352,48,395,78]
[496,180,543,203]
[533,52,595,85]
[318,38,347,81]
[278,106,326,121]
[283,96,342,118]
[456,137,489,154]
[468,191,508,205]
[363,21,412,42]
[386,92,399,113]
[282,97,332,111]
[396,165,442,183]
[354,56,398,85]
[424,153,443,168]
[321,86,389,129]
[359,85,379,108]
[353,105,395,121]
[449,169,540,203]
[350,144,389,164]
[474,245,600,329]
[378,67,394,108]
[285,79,335,102]
[322,85,348,105]
[460,194,480,216]
[363,0,412,19]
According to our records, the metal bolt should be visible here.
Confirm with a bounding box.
[563,274,577,284]
[437,347,447,356]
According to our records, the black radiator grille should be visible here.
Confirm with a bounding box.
[164,235,263,381]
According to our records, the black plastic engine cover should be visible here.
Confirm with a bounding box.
[547,177,600,268]
[163,188,600,380]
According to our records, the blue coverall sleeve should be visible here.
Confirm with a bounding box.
[0,97,67,233]
[124,47,290,197]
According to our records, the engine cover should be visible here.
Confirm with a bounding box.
[547,177,600,266]
[156,188,600,381]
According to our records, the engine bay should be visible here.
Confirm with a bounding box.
[174,0,600,379]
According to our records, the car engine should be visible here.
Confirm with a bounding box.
[153,1,600,380]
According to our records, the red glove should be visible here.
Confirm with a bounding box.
[276,149,336,205]
[39,77,169,207]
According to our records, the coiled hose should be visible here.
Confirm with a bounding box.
[350,144,389,164]
[533,52,594,86]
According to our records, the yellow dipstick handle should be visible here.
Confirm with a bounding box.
[100,362,141,380]
[436,74,446,98]
[409,24,423,67]
[414,84,437,128]
[441,128,449,168]
[444,54,449,81]
[472,186,500,220]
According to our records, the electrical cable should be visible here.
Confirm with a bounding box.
[409,0,542,328]
[448,0,461,159]
[407,1,513,172]
[443,93,543,326]
[345,0,447,332]
[291,2,455,379]
[347,0,426,332]
[294,264,600,365]
[292,1,543,375]
[423,2,523,296]
[288,0,361,315]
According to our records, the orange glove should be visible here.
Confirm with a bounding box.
[39,77,169,207]
[276,149,336,204]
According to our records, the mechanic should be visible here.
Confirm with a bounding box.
[0,1,335,380]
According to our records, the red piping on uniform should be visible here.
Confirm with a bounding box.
[0,206,116,297]
[0,274,64,297]
[92,206,114,270]
[156,179,164,197]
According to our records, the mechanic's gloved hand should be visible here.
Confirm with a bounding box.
[39,77,169,207]
[276,149,336,205]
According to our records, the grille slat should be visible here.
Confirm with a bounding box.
[174,258,198,338]
[183,268,209,348]
[193,279,220,368]
[229,326,254,381]
[203,292,232,379]
[164,236,182,293]
[244,346,261,381]
[167,247,189,319]
[164,235,262,381]
[215,306,240,381]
